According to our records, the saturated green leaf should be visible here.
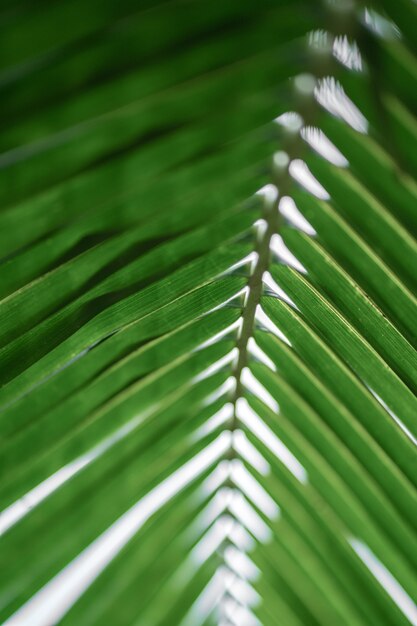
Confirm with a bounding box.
[1,1,417,625]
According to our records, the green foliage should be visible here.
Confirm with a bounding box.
[0,1,416,624]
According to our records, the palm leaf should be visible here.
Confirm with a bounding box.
[1,1,416,625]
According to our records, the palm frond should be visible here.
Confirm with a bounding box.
[1,1,416,625]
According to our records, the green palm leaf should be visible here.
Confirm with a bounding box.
[1,1,416,624]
